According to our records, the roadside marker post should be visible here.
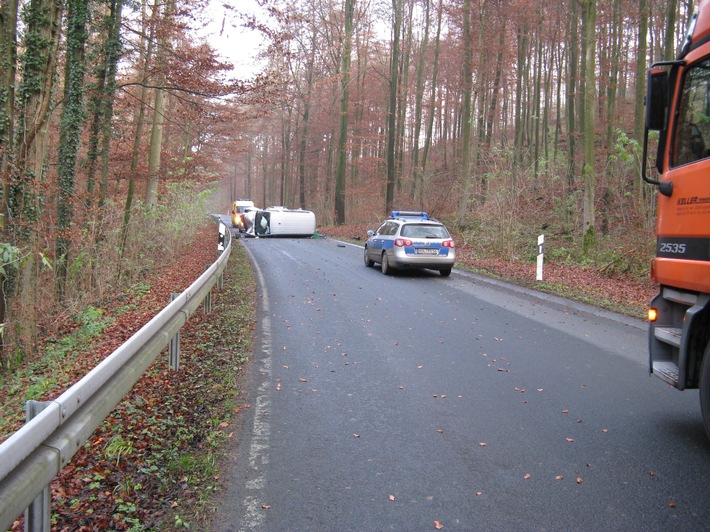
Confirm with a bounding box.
[536,234,544,281]
[218,222,226,253]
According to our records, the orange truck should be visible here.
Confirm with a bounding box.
[644,3,710,438]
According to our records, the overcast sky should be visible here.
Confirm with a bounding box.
[201,0,269,78]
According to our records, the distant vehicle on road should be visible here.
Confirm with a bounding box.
[231,199,255,231]
[364,211,455,276]
[248,207,316,237]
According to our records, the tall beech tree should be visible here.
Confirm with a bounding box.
[385,0,400,214]
[335,0,354,223]
[458,0,473,220]
[581,0,596,247]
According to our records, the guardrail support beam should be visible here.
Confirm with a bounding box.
[169,293,181,371]
[204,264,213,314]
[24,401,51,532]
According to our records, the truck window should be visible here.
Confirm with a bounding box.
[672,59,710,167]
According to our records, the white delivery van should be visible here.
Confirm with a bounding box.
[252,207,316,237]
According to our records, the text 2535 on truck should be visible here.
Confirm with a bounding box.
[643,1,710,439]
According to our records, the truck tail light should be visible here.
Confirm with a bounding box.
[395,238,413,247]
[648,308,658,322]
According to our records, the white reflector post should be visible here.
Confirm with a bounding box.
[218,222,226,253]
[536,234,544,281]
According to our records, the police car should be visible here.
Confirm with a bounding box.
[363,211,455,276]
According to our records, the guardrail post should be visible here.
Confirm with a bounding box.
[169,293,181,370]
[204,265,212,314]
[24,401,51,532]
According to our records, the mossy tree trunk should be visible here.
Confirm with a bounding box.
[55,0,90,302]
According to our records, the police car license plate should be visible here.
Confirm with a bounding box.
[416,248,439,255]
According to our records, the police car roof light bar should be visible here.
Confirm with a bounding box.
[391,210,428,220]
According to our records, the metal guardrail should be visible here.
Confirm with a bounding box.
[0,221,232,531]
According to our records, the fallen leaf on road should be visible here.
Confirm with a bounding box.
[434,521,444,530]
[262,504,271,510]
[299,378,307,382]
[479,442,487,447]
[524,473,531,480]
[566,438,574,443]
[389,495,396,501]
[576,477,583,484]
[555,475,564,481]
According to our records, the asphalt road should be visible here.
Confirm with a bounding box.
[211,233,709,531]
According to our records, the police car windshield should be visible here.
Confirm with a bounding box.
[400,224,449,239]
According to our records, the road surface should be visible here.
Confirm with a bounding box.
[210,235,709,531]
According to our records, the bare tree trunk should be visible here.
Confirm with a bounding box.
[602,0,620,236]
[458,0,473,221]
[419,0,442,204]
[335,0,354,223]
[565,0,579,188]
[633,0,648,213]
[581,0,596,248]
[121,0,156,264]
[514,18,529,168]
[385,0,399,215]
[410,0,430,203]
[145,0,173,207]
[664,0,677,59]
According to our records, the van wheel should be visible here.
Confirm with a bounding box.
[700,342,710,440]
[364,247,374,267]
[440,268,452,277]
[381,252,392,275]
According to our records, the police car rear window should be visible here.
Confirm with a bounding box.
[400,224,449,238]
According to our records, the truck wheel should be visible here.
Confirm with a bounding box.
[700,342,710,440]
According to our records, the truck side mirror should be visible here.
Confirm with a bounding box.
[646,68,668,131]
[643,66,674,196]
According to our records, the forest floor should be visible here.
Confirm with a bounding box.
[1,223,655,530]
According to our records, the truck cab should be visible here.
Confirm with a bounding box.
[643,2,710,438]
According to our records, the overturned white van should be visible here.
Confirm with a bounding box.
[249,207,316,237]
